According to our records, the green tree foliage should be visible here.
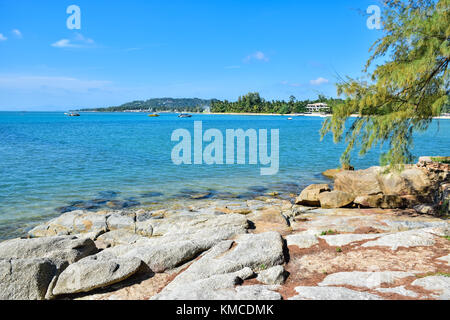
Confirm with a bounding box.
[211,92,342,114]
[321,0,449,167]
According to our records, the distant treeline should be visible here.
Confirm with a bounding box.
[78,98,215,112]
[211,92,344,114]
[77,94,347,114]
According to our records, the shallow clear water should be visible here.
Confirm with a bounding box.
[0,112,449,239]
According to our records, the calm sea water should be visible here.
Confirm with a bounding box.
[0,112,449,239]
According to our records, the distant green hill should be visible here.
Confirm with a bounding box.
[78,98,215,112]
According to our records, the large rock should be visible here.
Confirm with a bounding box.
[334,167,382,196]
[379,168,433,196]
[0,235,97,264]
[0,258,58,300]
[97,239,213,273]
[92,214,250,273]
[52,255,143,295]
[153,232,285,299]
[295,184,331,206]
[333,164,446,210]
[319,191,355,209]
[28,210,109,237]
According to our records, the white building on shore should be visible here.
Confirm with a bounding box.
[306,103,331,113]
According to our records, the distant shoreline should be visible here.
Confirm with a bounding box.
[78,111,450,120]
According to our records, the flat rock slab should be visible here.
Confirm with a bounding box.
[289,286,382,300]
[205,285,282,300]
[0,235,97,264]
[411,276,450,300]
[286,231,319,249]
[149,213,248,237]
[375,286,419,298]
[382,220,449,232]
[361,229,436,250]
[52,255,143,295]
[0,258,58,300]
[437,254,450,266]
[319,233,382,247]
[319,272,415,289]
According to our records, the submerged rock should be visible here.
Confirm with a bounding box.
[140,192,164,198]
[98,191,120,199]
[106,200,140,210]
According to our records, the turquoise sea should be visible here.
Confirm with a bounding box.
[0,112,449,240]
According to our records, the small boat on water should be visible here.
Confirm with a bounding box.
[66,112,80,117]
[148,114,160,117]
[178,114,192,118]
[287,117,293,120]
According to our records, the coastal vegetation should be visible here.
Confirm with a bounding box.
[210,92,343,114]
[321,0,450,167]
[78,93,344,115]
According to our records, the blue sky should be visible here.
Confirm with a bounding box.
[0,0,383,110]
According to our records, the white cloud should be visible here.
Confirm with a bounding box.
[0,33,7,41]
[310,77,329,86]
[244,51,269,63]
[52,39,75,48]
[12,29,22,38]
[225,65,241,69]
[52,33,95,48]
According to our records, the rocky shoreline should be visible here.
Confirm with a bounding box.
[0,157,449,300]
